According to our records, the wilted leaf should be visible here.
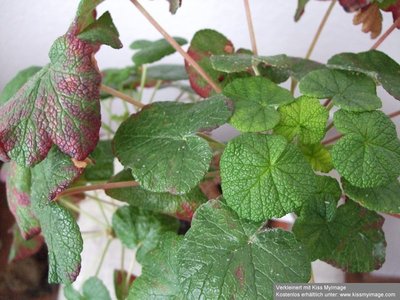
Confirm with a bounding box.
[223,77,294,132]
[113,96,232,194]
[106,170,206,220]
[178,200,311,299]
[353,3,382,38]
[275,96,329,144]
[331,110,400,188]
[220,134,316,221]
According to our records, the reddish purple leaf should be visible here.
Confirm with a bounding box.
[383,0,400,28]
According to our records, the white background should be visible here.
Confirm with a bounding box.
[0,0,399,296]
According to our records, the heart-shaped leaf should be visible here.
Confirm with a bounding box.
[178,200,311,299]
[220,134,316,221]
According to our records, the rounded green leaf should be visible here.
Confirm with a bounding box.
[223,77,294,132]
[293,200,386,272]
[178,200,311,300]
[274,96,328,144]
[299,143,333,173]
[342,178,400,213]
[220,134,317,221]
[331,110,400,188]
[299,69,381,112]
[113,96,231,194]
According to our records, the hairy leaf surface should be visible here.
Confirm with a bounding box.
[220,134,316,221]
[299,69,381,111]
[275,96,328,144]
[328,50,400,100]
[223,77,294,132]
[178,200,311,299]
[114,96,232,193]
[331,110,400,188]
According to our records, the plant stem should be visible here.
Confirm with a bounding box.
[323,99,332,107]
[305,0,337,59]
[243,0,258,55]
[55,181,140,200]
[388,110,400,119]
[138,65,148,101]
[60,199,108,227]
[86,194,121,207]
[371,18,400,50]
[94,192,111,227]
[101,84,145,108]
[149,80,162,103]
[129,0,221,93]
[95,238,112,277]
[326,121,334,133]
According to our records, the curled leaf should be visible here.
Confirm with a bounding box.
[353,3,382,38]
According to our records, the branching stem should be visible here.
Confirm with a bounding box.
[130,0,222,93]
[95,238,112,277]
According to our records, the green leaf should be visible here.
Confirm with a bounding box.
[76,0,104,31]
[293,200,386,272]
[211,54,324,81]
[186,29,234,97]
[299,143,333,173]
[275,96,328,144]
[223,77,294,132]
[128,233,183,299]
[146,64,188,81]
[31,147,84,283]
[131,37,187,66]
[0,66,41,106]
[5,162,40,239]
[331,110,400,188]
[220,134,317,221]
[178,200,311,299]
[0,24,102,166]
[299,69,381,112]
[328,50,400,100]
[65,277,112,300]
[112,205,179,262]
[113,96,232,193]
[106,170,207,220]
[295,0,310,21]
[83,140,114,181]
[8,224,44,262]
[78,11,122,49]
[114,270,136,300]
[342,179,400,213]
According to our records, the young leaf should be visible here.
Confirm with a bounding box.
[186,29,234,97]
[0,66,41,106]
[331,110,400,188]
[223,77,294,132]
[178,200,311,299]
[106,170,207,220]
[113,96,232,194]
[131,37,187,66]
[65,276,112,300]
[299,69,381,112]
[328,50,400,101]
[8,224,44,263]
[128,233,183,299]
[274,96,329,144]
[112,205,179,262]
[5,162,40,239]
[220,134,317,221]
[294,200,386,272]
[31,147,84,283]
[342,179,400,213]
[0,25,102,166]
[299,143,333,173]
[78,11,123,49]
[83,140,114,181]
[114,270,136,300]
[76,0,105,31]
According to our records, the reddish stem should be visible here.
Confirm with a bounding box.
[371,18,400,50]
